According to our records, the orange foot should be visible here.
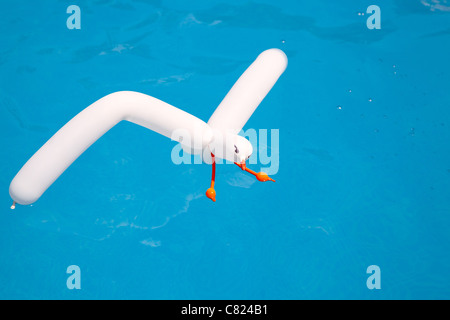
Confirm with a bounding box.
[255,172,276,182]
[206,187,216,202]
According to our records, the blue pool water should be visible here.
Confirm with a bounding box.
[1,0,450,299]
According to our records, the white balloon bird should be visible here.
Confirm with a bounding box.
[9,48,287,207]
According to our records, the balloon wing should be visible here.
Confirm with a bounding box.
[9,91,211,205]
[207,49,287,135]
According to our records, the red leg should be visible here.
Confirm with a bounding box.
[206,153,216,202]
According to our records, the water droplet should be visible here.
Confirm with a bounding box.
[337,105,342,110]
[281,39,286,44]
[368,98,373,102]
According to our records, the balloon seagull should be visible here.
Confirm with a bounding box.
[9,49,287,207]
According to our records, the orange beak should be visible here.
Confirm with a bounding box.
[240,160,246,171]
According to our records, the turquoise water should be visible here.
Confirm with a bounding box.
[1,0,450,299]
